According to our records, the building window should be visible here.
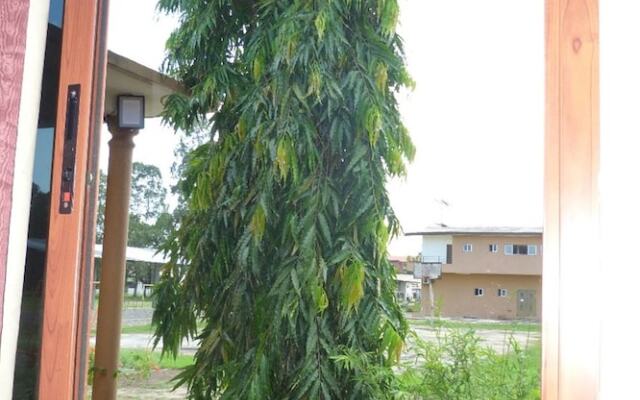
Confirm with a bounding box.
[498,288,508,297]
[504,244,513,255]
[513,244,528,254]
[505,244,537,256]
[474,288,484,296]
[463,243,473,253]
[489,244,498,253]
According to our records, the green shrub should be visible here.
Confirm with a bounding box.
[120,350,154,378]
[118,349,195,378]
[402,302,423,313]
[397,325,541,400]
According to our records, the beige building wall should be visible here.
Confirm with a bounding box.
[421,273,542,320]
[447,235,542,275]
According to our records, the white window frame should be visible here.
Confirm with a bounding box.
[474,288,484,297]
[489,243,498,253]
[463,243,473,253]
[504,244,513,255]
[498,288,508,297]
[527,244,538,256]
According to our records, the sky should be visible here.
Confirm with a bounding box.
[105,0,544,257]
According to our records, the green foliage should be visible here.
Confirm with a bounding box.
[153,0,414,398]
[128,212,174,248]
[398,327,541,400]
[130,162,168,223]
[120,350,155,379]
[401,302,422,314]
[96,163,171,246]
[88,349,195,382]
[95,171,108,243]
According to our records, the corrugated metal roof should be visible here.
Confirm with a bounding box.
[94,244,168,264]
[27,240,170,264]
[405,226,543,236]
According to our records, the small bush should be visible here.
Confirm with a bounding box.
[120,350,154,378]
[402,302,423,313]
[118,350,195,378]
[397,323,540,400]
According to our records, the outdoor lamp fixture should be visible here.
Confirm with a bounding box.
[117,94,145,129]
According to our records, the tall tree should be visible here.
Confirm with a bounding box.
[96,171,107,243]
[130,162,168,223]
[154,1,415,398]
[96,163,169,245]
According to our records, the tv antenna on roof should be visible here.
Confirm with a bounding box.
[434,198,450,227]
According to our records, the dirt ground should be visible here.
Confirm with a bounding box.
[106,370,187,399]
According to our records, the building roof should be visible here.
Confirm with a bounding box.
[406,226,543,236]
[105,51,186,118]
[395,274,422,283]
[94,244,169,264]
[27,240,169,264]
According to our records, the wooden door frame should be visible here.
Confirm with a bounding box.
[38,0,107,398]
[544,0,600,399]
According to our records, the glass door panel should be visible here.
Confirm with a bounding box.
[12,1,65,398]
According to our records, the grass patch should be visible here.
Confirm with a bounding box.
[89,349,194,382]
[121,324,155,334]
[123,298,154,309]
[90,324,154,335]
[409,318,541,333]
[88,348,194,385]
[92,321,207,335]
[93,296,154,309]
[119,349,195,373]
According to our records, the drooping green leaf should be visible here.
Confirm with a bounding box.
[153,0,413,398]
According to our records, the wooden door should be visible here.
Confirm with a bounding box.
[37,0,107,398]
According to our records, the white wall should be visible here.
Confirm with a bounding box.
[0,1,50,396]
[421,235,452,261]
[599,4,640,397]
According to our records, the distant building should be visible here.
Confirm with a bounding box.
[407,227,542,320]
[395,274,422,302]
[94,245,168,297]
[389,255,413,274]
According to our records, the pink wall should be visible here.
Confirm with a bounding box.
[0,0,30,336]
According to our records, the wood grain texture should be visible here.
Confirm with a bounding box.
[38,0,100,398]
[74,0,109,398]
[0,0,30,338]
[544,0,599,399]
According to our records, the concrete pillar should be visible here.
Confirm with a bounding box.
[91,116,137,400]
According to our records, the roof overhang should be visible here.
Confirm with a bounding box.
[105,51,185,119]
[406,226,543,237]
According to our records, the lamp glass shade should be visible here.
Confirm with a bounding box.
[117,95,145,129]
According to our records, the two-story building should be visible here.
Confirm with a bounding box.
[407,227,542,320]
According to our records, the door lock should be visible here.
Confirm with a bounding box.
[59,84,80,214]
